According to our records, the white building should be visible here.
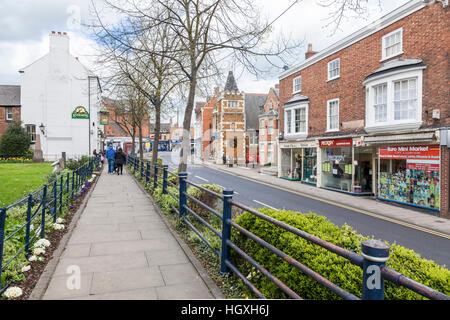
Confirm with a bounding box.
[20,31,102,160]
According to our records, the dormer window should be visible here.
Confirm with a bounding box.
[382,28,403,61]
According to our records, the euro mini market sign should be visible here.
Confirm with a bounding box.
[72,106,89,119]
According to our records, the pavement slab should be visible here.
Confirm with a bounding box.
[42,165,218,300]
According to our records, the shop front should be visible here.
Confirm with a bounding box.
[279,141,318,185]
[377,145,440,211]
[320,138,374,195]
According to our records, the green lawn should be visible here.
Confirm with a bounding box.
[0,163,53,207]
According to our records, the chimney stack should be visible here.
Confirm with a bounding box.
[305,43,317,60]
[49,31,69,55]
[214,87,219,96]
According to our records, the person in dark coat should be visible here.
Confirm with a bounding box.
[114,148,126,175]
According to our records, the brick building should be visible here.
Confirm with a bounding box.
[278,0,450,217]
[258,85,280,165]
[199,95,216,160]
[0,85,21,141]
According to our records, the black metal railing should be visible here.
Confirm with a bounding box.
[127,155,450,300]
[0,157,101,293]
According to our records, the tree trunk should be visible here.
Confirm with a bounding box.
[178,71,197,173]
[151,103,161,170]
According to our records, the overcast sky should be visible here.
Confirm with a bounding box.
[0,0,410,116]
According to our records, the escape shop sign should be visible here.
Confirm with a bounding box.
[72,106,90,119]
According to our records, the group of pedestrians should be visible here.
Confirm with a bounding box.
[102,144,127,175]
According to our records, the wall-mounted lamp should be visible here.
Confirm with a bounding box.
[39,123,45,135]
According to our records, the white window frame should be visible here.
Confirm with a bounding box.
[26,124,36,143]
[228,101,239,108]
[381,27,403,61]
[268,119,274,135]
[326,99,340,132]
[364,67,424,133]
[284,103,308,137]
[6,107,13,121]
[260,119,265,135]
[292,76,302,93]
[327,58,340,81]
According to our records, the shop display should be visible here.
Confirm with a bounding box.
[378,145,440,210]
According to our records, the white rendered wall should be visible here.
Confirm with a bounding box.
[20,33,102,160]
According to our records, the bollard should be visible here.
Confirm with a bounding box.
[153,165,158,189]
[25,194,32,255]
[220,189,234,274]
[0,207,7,288]
[361,239,390,300]
[162,165,168,194]
[178,172,188,218]
[40,185,48,238]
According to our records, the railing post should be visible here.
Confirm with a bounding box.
[66,172,70,194]
[178,172,188,218]
[220,189,234,274]
[25,194,32,255]
[71,171,75,200]
[162,165,168,194]
[0,207,7,288]
[53,180,57,222]
[361,239,390,300]
[153,164,158,189]
[40,185,48,239]
[140,160,144,180]
[146,162,150,183]
[59,175,63,213]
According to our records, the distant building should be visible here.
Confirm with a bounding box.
[20,31,102,160]
[258,85,280,165]
[0,85,21,140]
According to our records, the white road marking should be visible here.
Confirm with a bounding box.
[195,175,209,182]
[253,200,279,211]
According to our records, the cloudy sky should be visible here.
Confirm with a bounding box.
[0,0,410,95]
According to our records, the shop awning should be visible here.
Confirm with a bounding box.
[363,132,436,145]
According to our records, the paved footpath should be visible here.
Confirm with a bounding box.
[42,166,217,300]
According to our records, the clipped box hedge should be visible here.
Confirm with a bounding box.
[233,208,450,300]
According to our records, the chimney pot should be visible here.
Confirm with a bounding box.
[305,43,317,59]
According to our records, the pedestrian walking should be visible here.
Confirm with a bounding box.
[105,144,116,174]
[114,148,126,175]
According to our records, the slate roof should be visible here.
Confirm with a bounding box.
[0,85,21,106]
[224,71,239,93]
[364,58,425,83]
[245,93,268,131]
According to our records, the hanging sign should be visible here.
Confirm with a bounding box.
[72,106,89,119]
[100,112,109,125]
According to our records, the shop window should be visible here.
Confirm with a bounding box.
[378,145,440,210]
[321,146,352,192]
[303,148,317,184]
[280,148,292,178]
[327,99,339,132]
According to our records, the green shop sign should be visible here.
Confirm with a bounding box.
[72,106,90,119]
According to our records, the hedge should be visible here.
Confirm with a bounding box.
[233,208,450,300]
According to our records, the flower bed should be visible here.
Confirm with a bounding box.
[0,168,101,300]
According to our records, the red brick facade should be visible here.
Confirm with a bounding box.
[279,2,449,136]
[0,106,21,138]
[278,2,450,216]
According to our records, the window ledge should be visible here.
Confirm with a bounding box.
[380,51,404,63]
[327,76,340,82]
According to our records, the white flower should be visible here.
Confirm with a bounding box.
[21,265,31,273]
[53,223,65,230]
[28,255,37,262]
[56,218,65,224]
[38,257,44,262]
[30,224,35,231]
[33,247,45,256]
[34,239,51,248]
[3,287,23,299]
